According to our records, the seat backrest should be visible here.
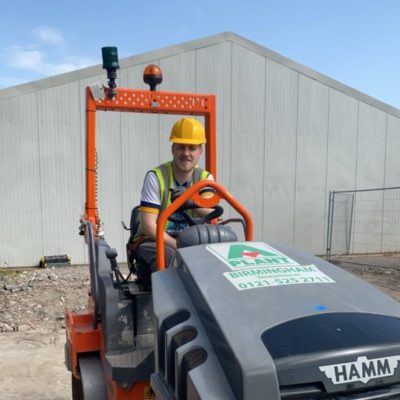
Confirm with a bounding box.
[130,205,141,237]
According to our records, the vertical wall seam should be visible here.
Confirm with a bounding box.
[380,113,389,252]
[36,92,45,257]
[230,41,233,193]
[261,57,267,240]
[352,101,361,253]
[229,41,234,222]
[354,102,360,190]
[382,113,389,187]
[323,89,331,253]
[293,73,300,245]
[195,50,198,93]
[78,81,86,263]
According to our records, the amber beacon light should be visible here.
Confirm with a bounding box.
[143,64,163,91]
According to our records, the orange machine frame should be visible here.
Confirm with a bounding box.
[75,80,254,399]
[85,86,217,232]
[156,180,254,269]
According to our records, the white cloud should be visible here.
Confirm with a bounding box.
[34,26,64,45]
[10,48,43,73]
[4,46,98,77]
[0,26,98,87]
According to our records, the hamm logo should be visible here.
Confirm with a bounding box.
[319,355,400,385]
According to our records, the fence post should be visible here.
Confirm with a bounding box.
[326,191,334,260]
[347,193,355,255]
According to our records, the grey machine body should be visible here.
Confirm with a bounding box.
[151,240,400,399]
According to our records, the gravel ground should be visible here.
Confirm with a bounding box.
[0,266,89,333]
[0,265,89,400]
[328,253,400,301]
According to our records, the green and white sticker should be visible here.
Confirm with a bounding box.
[206,242,335,291]
[206,242,300,270]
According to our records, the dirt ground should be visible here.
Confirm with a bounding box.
[0,266,88,400]
[1,254,400,399]
[328,253,400,301]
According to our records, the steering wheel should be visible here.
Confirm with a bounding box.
[168,203,224,227]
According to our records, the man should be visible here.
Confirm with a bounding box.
[133,117,214,282]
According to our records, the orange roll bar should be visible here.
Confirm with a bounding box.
[84,86,217,233]
[156,180,254,270]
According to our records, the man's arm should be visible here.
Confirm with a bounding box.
[140,211,177,249]
[139,172,177,248]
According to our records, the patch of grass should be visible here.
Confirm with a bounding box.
[0,269,21,277]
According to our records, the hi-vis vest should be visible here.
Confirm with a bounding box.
[134,161,210,241]
[153,161,210,214]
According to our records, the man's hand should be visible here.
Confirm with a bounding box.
[169,187,193,206]
[169,187,217,220]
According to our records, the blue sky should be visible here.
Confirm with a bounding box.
[0,0,399,108]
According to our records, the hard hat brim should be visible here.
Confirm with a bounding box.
[170,137,206,145]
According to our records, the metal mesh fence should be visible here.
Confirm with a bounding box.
[326,192,354,257]
[326,187,400,260]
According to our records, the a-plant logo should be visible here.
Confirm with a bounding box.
[319,355,400,385]
[206,242,299,269]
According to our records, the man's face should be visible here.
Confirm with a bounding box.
[172,143,203,174]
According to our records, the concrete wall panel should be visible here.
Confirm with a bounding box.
[352,104,387,253]
[37,83,84,263]
[0,94,42,266]
[196,42,232,190]
[294,75,329,254]
[263,60,298,244]
[231,45,266,240]
[326,89,359,192]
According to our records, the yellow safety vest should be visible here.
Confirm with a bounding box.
[133,162,210,241]
[153,161,210,214]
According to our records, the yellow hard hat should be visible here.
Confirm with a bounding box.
[169,118,206,145]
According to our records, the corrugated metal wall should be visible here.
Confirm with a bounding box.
[1,33,399,266]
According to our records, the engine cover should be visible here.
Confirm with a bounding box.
[151,241,400,399]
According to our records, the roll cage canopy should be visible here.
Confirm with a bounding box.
[84,84,217,231]
[84,66,253,269]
